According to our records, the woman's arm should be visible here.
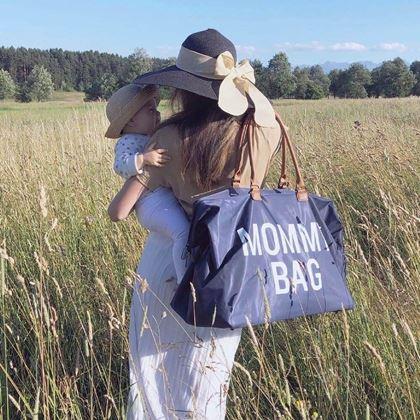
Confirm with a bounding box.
[108,177,147,222]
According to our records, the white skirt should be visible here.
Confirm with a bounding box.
[127,232,243,420]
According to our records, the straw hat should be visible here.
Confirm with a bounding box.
[105,84,159,138]
[133,29,234,101]
[132,28,276,127]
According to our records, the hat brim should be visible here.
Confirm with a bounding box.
[105,86,160,139]
[132,65,221,100]
[105,114,130,138]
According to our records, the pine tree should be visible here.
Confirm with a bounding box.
[267,53,295,98]
[250,59,270,97]
[330,64,371,98]
[293,67,311,99]
[305,80,325,99]
[308,65,330,96]
[370,58,415,98]
[293,66,328,99]
[16,82,32,102]
[27,65,54,101]
[84,72,118,101]
[409,61,420,96]
[0,69,16,99]
[328,69,341,97]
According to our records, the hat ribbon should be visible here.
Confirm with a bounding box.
[176,46,276,127]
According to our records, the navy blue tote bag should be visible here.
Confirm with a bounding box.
[170,112,355,329]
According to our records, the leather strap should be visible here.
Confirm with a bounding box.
[232,110,308,201]
[232,111,253,187]
[247,120,262,200]
[278,118,288,188]
[275,112,308,201]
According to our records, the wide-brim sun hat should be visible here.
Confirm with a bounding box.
[132,28,276,127]
[105,84,159,138]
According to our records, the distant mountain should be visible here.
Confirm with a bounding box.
[295,59,415,73]
[294,60,381,73]
[319,61,380,73]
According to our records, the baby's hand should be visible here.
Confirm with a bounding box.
[143,148,170,167]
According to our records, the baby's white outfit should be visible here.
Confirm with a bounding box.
[114,133,190,284]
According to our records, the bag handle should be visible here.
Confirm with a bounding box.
[247,120,262,200]
[274,111,308,201]
[231,111,261,200]
[232,111,254,188]
[232,110,308,201]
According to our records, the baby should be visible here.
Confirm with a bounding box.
[105,83,190,284]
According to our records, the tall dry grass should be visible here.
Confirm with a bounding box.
[0,97,419,419]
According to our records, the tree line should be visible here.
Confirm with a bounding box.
[1,46,419,101]
[252,53,420,99]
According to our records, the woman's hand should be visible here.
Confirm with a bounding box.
[108,177,147,222]
[143,148,170,167]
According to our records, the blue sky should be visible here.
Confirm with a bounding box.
[1,0,419,66]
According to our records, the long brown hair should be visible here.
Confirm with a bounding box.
[157,89,244,191]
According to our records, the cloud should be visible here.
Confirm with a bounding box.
[376,42,407,52]
[330,42,367,51]
[155,45,179,55]
[235,45,257,56]
[276,41,409,53]
[276,41,368,51]
[276,41,325,51]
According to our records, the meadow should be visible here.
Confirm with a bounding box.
[0,93,419,419]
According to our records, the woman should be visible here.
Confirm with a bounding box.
[108,29,281,419]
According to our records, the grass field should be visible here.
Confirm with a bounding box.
[0,94,419,419]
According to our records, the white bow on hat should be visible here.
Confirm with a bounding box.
[176,47,276,127]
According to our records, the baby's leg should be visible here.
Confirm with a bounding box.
[136,189,190,284]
